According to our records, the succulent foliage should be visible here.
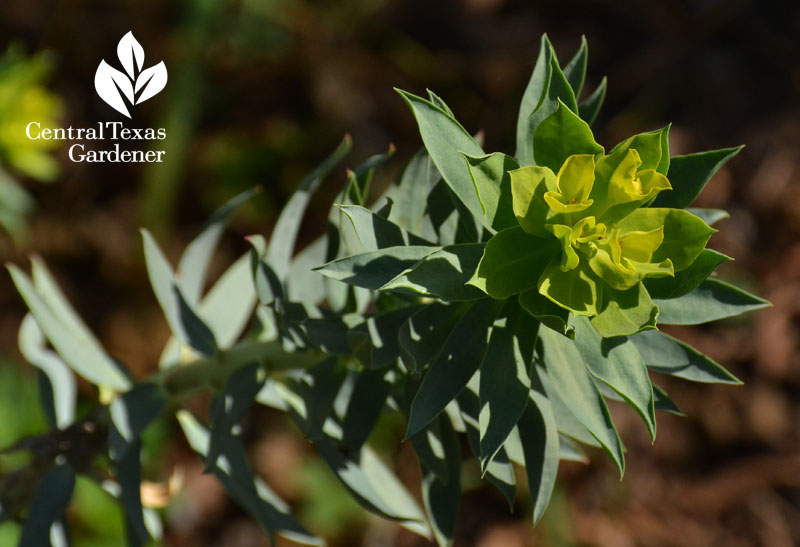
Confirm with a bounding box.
[1,35,768,546]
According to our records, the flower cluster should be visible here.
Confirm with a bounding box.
[471,101,715,337]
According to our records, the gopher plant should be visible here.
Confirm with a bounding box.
[2,35,768,546]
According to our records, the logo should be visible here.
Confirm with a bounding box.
[94,32,167,118]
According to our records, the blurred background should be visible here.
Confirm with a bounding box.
[0,0,798,545]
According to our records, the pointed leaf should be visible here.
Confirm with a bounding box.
[341,368,393,451]
[206,363,266,471]
[407,299,503,437]
[421,416,461,547]
[382,243,486,301]
[398,302,468,373]
[141,229,218,356]
[385,147,441,238]
[685,208,729,226]
[19,314,76,429]
[563,36,588,97]
[538,367,601,448]
[314,245,437,290]
[287,359,347,441]
[519,288,573,338]
[19,463,75,547]
[631,329,742,384]
[8,264,131,391]
[313,436,429,530]
[645,249,731,299]
[197,252,257,347]
[177,411,324,545]
[109,382,167,461]
[462,152,519,231]
[338,204,432,254]
[457,373,517,507]
[538,327,625,475]
[479,302,531,468]
[654,146,744,209]
[516,34,553,164]
[572,318,656,440]
[395,89,489,229]
[518,369,560,524]
[347,306,421,368]
[654,278,769,325]
[177,188,256,305]
[578,77,607,126]
[523,62,580,168]
[652,384,685,415]
[116,439,151,543]
[267,135,352,280]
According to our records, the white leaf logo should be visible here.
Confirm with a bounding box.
[94,32,168,118]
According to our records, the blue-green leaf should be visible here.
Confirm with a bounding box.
[538,327,625,475]
[381,243,486,301]
[18,463,75,547]
[177,188,257,305]
[395,89,489,229]
[286,358,347,441]
[685,208,729,226]
[398,303,468,373]
[196,253,257,347]
[654,146,744,209]
[206,363,266,472]
[347,306,422,368]
[407,299,503,438]
[8,264,131,392]
[538,367,601,448]
[479,302,531,469]
[654,279,769,325]
[109,382,167,462]
[462,152,519,231]
[518,368,559,524]
[337,204,432,254]
[314,245,437,290]
[578,77,607,126]
[384,147,441,239]
[341,368,393,451]
[314,436,429,532]
[421,416,461,547]
[177,411,323,545]
[572,318,656,441]
[116,439,151,544]
[516,35,554,164]
[562,36,588,97]
[141,229,218,357]
[652,384,684,415]
[631,329,741,384]
[266,135,352,280]
[18,314,76,429]
[457,372,517,507]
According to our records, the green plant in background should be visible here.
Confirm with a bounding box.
[0,45,63,241]
[1,35,769,546]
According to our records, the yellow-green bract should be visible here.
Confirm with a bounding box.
[469,100,714,337]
